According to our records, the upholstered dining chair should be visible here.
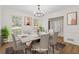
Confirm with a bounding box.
[32,34,49,54]
[49,32,59,54]
[49,32,65,54]
[12,34,26,53]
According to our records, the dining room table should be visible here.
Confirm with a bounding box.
[17,33,40,43]
[18,32,48,42]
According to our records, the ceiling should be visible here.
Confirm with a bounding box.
[2,5,77,16]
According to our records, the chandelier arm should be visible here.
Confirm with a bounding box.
[38,5,40,10]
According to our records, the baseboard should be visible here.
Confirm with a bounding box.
[64,40,79,46]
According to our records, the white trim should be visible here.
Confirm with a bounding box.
[64,39,79,46]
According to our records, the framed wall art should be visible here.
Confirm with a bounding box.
[67,12,77,25]
[24,16,32,26]
[12,16,22,27]
[11,16,22,35]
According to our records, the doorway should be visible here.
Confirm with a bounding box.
[48,16,64,36]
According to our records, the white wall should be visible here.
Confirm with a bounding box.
[0,7,1,29]
[64,7,79,45]
[43,6,79,46]
[1,7,42,42]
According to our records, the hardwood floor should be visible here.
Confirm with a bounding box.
[57,37,79,54]
[63,43,79,54]
[0,37,79,54]
[0,42,13,54]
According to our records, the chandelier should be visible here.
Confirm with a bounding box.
[34,5,44,17]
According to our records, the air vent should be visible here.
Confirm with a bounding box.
[68,38,74,42]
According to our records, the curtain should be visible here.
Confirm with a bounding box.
[50,17,63,33]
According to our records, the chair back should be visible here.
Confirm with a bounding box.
[40,34,49,50]
[12,34,17,48]
[52,32,58,45]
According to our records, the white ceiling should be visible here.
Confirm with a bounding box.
[2,5,77,16]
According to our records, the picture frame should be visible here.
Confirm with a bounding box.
[12,16,22,27]
[24,16,32,26]
[67,12,77,25]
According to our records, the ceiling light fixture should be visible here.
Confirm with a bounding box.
[34,5,44,17]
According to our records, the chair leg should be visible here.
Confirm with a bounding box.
[26,48,32,54]
[23,48,26,54]
[52,45,54,54]
[46,50,48,54]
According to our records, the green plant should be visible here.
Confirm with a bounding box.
[1,26,9,41]
[39,26,44,32]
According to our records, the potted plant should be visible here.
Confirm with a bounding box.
[1,26,9,43]
[39,26,44,32]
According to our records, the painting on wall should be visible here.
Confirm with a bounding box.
[24,16,32,26]
[12,16,22,27]
[67,12,77,25]
[11,16,22,35]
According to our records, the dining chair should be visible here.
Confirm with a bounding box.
[49,32,59,53]
[32,34,49,54]
[49,32,65,54]
[12,34,26,54]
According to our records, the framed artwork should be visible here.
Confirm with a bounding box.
[12,16,22,27]
[11,16,22,35]
[67,12,77,25]
[24,16,32,26]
